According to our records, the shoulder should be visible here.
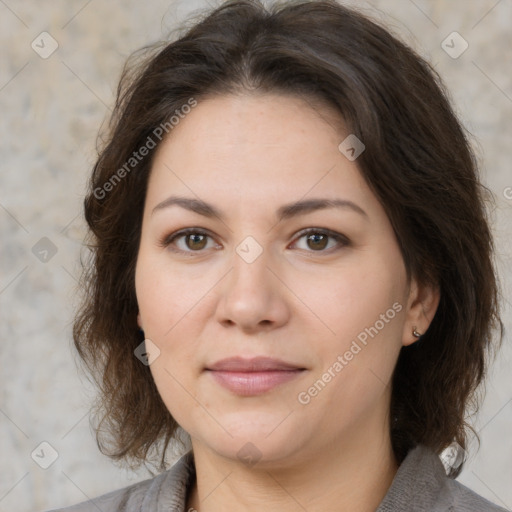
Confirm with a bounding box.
[439,475,508,512]
[377,445,507,512]
[45,474,158,512]
[44,451,195,512]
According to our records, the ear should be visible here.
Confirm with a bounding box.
[137,313,143,330]
[402,277,440,347]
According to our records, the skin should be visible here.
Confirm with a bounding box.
[135,93,439,512]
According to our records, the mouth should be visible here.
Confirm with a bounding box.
[205,357,306,396]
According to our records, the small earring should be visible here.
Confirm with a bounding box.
[412,327,422,338]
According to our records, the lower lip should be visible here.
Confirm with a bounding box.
[207,370,304,396]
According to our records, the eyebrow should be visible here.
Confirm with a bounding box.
[151,195,368,221]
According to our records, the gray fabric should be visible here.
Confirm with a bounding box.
[47,445,508,511]
[374,445,508,512]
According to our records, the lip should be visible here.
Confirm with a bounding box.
[205,357,306,396]
[206,356,304,372]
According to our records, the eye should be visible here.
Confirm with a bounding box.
[291,228,349,253]
[159,228,219,254]
[159,227,349,256]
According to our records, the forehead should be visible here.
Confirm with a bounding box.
[146,93,375,218]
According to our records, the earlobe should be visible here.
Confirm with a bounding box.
[412,327,422,338]
[402,279,440,346]
[137,313,143,330]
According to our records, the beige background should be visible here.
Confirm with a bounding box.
[0,0,511,511]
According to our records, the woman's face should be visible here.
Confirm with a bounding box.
[135,93,432,467]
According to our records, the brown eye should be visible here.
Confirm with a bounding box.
[160,228,218,255]
[185,233,208,250]
[306,232,329,251]
[292,228,349,253]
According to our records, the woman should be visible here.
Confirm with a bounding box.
[51,0,505,510]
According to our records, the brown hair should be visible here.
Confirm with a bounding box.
[74,0,502,476]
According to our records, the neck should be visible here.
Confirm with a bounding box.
[186,420,398,512]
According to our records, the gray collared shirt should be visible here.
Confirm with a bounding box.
[47,445,508,511]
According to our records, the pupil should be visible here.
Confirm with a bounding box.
[308,233,327,250]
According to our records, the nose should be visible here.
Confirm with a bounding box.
[214,246,291,334]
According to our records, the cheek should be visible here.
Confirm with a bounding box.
[303,258,405,345]
[135,254,204,412]
[149,356,206,440]
[297,251,407,401]
[137,263,207,433]
[296,266,405,433]
[135,250,210,399]
[135,248,211,338]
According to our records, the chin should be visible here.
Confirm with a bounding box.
[191,413,310,468]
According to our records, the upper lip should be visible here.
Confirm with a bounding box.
[206,357,305,372]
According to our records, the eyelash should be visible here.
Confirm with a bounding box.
[158,227,350,256]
